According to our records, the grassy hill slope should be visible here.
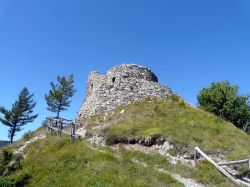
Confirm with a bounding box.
[81,97,250,160]
[13,136,183,187]
[9,136,238,187]
[2,96,250,186]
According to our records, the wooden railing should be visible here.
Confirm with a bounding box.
[194,147,250,187]
[218,159,250,168]
[45,117,80,142]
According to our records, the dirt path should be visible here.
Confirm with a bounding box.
[15,134,46,155]
[131,158,204,187]
[156,168,204,187]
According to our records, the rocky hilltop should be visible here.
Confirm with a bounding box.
[77,64,172,120]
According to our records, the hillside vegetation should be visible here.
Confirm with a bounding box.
[81,97,250,160]
[5,136,238,187]
[11,136,183,187]
[1,97,250,186]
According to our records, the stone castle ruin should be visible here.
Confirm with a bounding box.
[77,64,172,120]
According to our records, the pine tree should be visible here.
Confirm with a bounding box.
[45,74,76,118]
[0,88,38,144]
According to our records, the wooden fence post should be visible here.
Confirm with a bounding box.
[70,123,72,142]
[58,120,62,136]
[248,157,250,169]
[194,148,197,167]
[70,123,75,142]
[49,118,52,134]
[57,119,60,136]
[61,120,63,136]
[45,118,48,133]
[46,118,50,135]
[73,122,75,141]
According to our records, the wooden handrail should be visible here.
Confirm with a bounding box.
[45,117,78,142]
[51,117,73,122]
[194,147,250,187]
[46,126,73,137]
[218,159,249,166]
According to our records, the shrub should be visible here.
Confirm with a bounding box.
[198,81,250,132]
[0,176,13,186]
[14,173,31,186]
[0,150,23,176]
[0,173,30,187]
[6,154,23,175]
[0,150,13,176]
[0,150,27,187]
[22,131,33,141]
[170,94,185,106]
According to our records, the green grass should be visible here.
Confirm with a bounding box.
[3,97,250,186]
[81,97,250,160]
[14,136,182,187]
[8,135,238,187]
[8,136,238,187]
[114,148,237,187]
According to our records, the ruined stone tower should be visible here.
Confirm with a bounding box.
[77,64,172,120]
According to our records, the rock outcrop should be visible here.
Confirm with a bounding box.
[77,64,172,120]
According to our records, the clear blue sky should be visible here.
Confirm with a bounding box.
[0,0,250,141]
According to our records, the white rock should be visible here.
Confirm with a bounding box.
[76,127,86,137]
[157,168,205,187]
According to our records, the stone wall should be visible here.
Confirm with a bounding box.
[77,64,172,120]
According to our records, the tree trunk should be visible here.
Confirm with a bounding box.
[56,105,61,130]
[56,110,60,119]
[56,103,61,119]
[10,136,13,144]
[10,125,16,144]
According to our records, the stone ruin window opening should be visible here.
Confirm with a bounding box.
[112,77,116,83]
[91,83,94,89]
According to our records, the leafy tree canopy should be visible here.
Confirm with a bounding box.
[198,81,250,132]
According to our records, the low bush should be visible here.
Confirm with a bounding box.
[0,150,23,176]
[0,173,30,187]
[22,131,33,142]
[198,81,250,132]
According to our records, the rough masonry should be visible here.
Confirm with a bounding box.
[77,64,172,120]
